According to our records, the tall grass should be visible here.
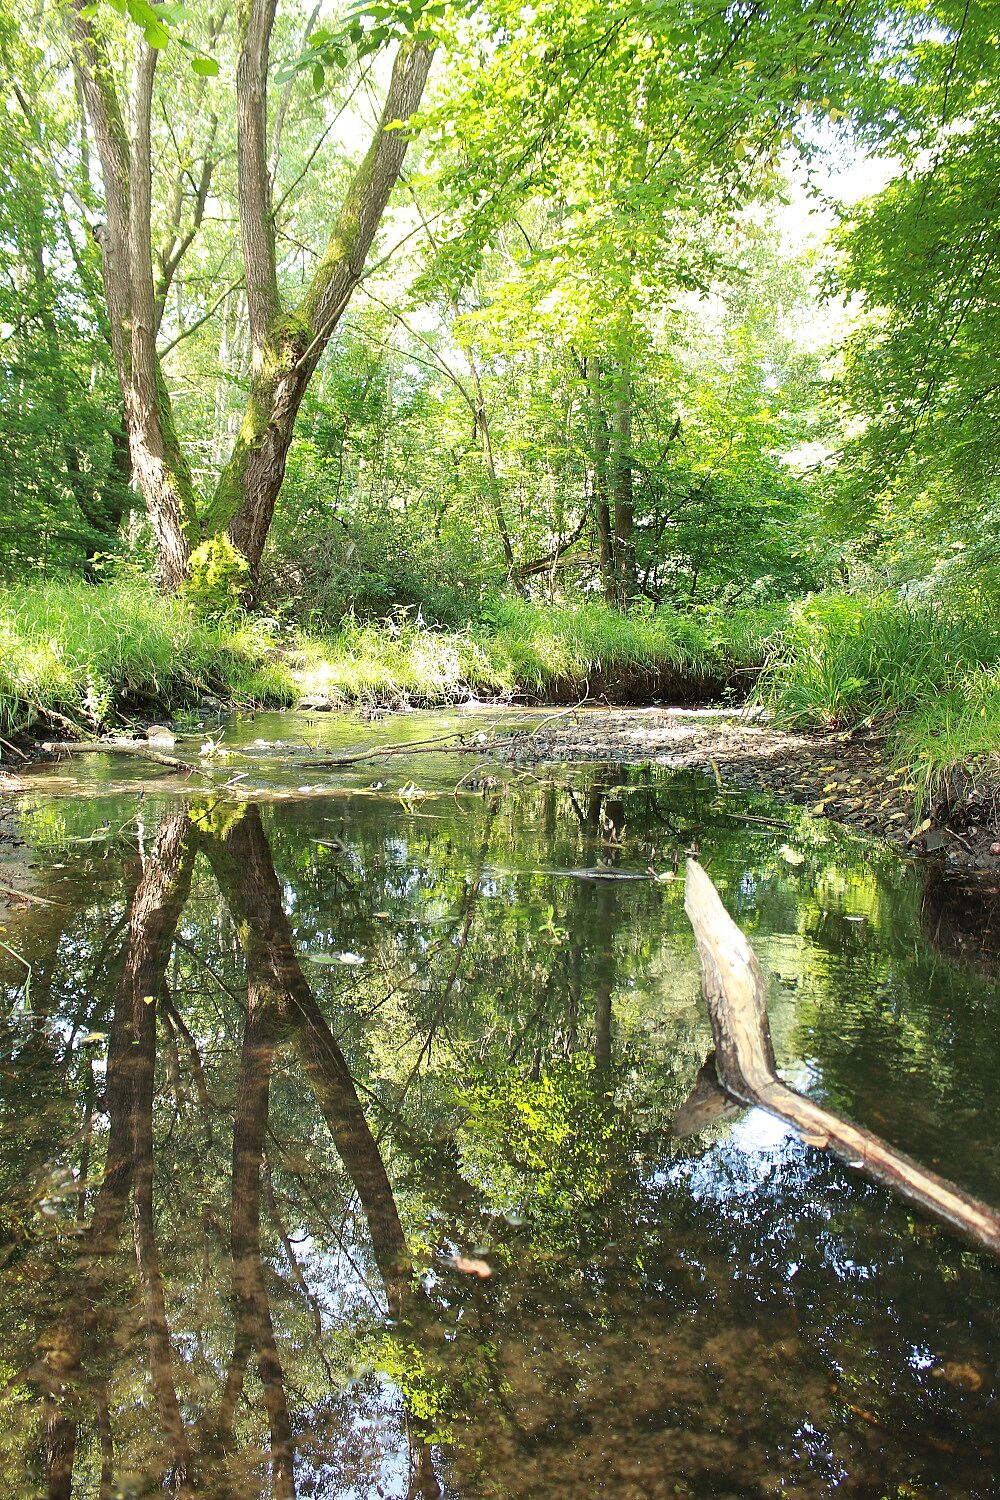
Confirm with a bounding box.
[293,599,782,706]
[758,593,1000,728]
[757,592,1000,798]
[0,580,296,737]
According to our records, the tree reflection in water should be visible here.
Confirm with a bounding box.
[0,773,998,1498]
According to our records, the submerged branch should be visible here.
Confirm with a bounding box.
[40,739,202,774]
[682,858,1000,1260]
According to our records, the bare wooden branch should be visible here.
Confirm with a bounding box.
[683,857,1000,1259]
[39,739,201,775]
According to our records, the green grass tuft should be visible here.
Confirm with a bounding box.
[0,580,296,738]
[756,591,1000,800]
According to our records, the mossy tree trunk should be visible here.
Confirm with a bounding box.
[70,0,433,593]
[204,9,434,586]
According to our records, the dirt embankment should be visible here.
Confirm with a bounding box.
[501,706,1000,889]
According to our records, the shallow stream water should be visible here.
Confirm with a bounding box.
[0,709,997,1498]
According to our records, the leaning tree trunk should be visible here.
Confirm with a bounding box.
[203,9,435,584]
[70,11,200,590]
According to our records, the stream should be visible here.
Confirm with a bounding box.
[0,708,997,1497]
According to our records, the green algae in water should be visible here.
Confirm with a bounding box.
[0,753,998,1499]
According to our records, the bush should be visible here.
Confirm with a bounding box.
[181,536,251,617]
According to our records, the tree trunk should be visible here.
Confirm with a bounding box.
[612,342,637,604]
[70,12,199,589]
[203,18,435,585]
[70,0,433,591]
[587,356,616,602]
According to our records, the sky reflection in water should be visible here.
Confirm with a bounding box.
[0,728,997,1499]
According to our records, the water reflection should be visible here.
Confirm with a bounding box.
[0,768,998,1498]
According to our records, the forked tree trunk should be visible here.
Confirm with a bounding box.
[70,13,199,589]
[202,7,435,583]
[70,0,434,590]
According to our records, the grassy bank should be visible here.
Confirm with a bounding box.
[0,581,296,739]
[4,584,999,806]
[293,599,781,706]
[0,586,778,742]
[758,593,1000,800]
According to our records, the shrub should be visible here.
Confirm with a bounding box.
[181,536,251,617]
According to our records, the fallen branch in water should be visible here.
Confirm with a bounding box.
[0,882,65,908]
[298,729,495,768]
[682,857,1000,1260]
[39,739,201,775]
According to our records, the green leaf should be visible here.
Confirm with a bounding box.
[126,0,159,23]
[191,55,219,76]
[312,60,325,91]
[144,20,171,47]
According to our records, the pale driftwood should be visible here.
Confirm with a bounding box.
[672,1053,742,1137]
[39,739,200,774]
[683,857,1000,1260]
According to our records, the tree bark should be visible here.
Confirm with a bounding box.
[203,16,435,584]
[69,10,199,589]
[611,341,637,603]
[587,356,617,602]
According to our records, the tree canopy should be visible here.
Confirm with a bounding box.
[0,0,994,630]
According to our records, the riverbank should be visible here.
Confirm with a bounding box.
[498,706,1000,889]
[0,581,772,740]
[2,584,998,884]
